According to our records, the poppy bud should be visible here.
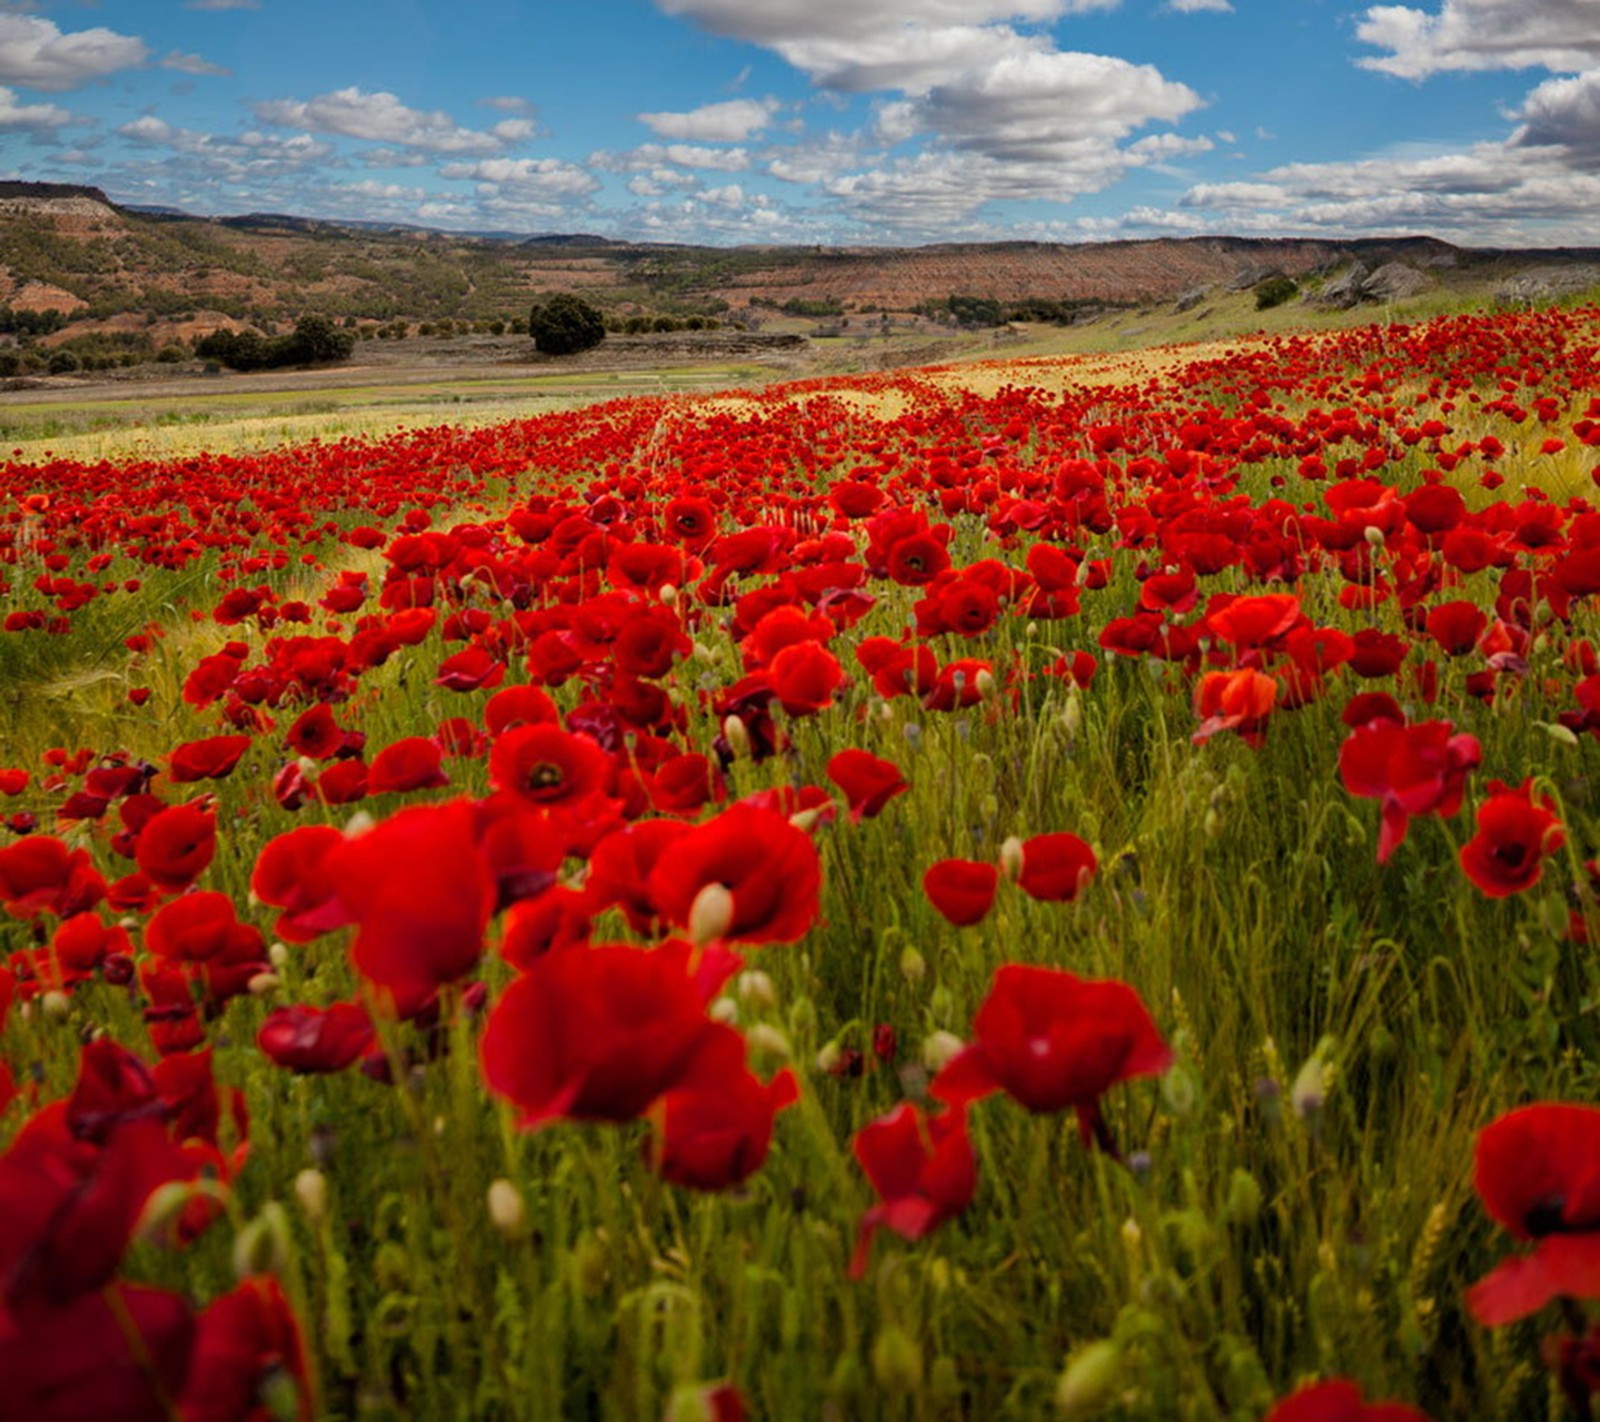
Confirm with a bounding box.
[232,1202,291,1281]
[815,1041,842,1074]
[974,668,996,700]
[1364,525,1386,548]
[1061,693,1083,738]
[487,1179,526,1238]
[710,996,739,1025]
[1162,1064,1197,1116]
[900,947,926,983]
[929,986,955,1022]
[1545,721,1580,748]
[747,1023,791,1060]
[872,1325,923,1395]
[1291,1036,1336,1122]
[41,989,70,1021]
[343,810,376,838]
[1055,1340,1121,1415]
[294,1168,328,1225]
[931,1357,961,1407]
[661,584,679,607]
[722,714,751,760]
[1223,1169,1262,1226]
[921,1030,965,1072]
[1203,806,1223,839]
[689,882,735,947]
[789,806,826,832]
[575,1231,609,1294]
[738,970,776,1009]
[140,1179,215,1245]
[247,971,280,997]
[269,941,290,969]
[998,836,1024,881]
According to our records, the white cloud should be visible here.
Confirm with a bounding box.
[638,96,780,142]
[255,87,503,155]
[594,142,753,172]
[186,0,260,9]
[0,85,73,130]
[914,49,1201,161]
[483,96,538,115]
[161,51,230,78]
[489,118,538,143]
[1356,0,1600,79]
[1169,0,1232,10]
[1172,139,1600,244]
[0,14,148,91]
[1515,67,1600,164]
[439,156,601,198]
[117,115,334,179]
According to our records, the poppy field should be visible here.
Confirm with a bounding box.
[7,303,1600,1421]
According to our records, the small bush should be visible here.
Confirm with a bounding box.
[1254,276,1299,310]
[529,294,606,356]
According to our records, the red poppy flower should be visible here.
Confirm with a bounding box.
[0,834,106,920]
[1193,669,1278,747]
[922,859,998,926]
[285,704,349,761]
[250,824,354,944]
[257,1001,376,1074]
[585,818,691,934]
[1425,600,1489,658]
[366,736,450,796]
[485,684,561,737]
[1468,1103,1600,1326]
[1338,718,1480,863]
[1015,833,1097,902]
[1265,1379,1431,1422]
[1204,593,1303,649]
[168,735,252,784]
[647,804,821,946]
[499,885,594,969]
[652,1024,799,1191]
[1459,779,1564,898]
[145,891,263,965]
[135,802,217,893]
[489,723,610,810]
[0,1283,195,1422]
[827,749,909,822]
[932,965,1171,1138]
[435,644,506,692]
[326,798,496,1005]
[766,639,847,716]
[480,939,733,1131]
[848,1102,977,1278]
[180,1275,313,1422]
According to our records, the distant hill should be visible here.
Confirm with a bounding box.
[1,181,1596,350]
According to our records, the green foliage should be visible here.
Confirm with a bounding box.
[1255,276,1300,310]
[193,314,355,371]
[529,292,606,355]
[946,294,1006,327]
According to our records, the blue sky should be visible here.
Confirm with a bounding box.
[1,0,1598,246]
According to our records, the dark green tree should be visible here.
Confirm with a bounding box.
[529,293,606,355]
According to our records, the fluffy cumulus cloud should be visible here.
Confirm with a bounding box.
[438,156,601,198]
[638,97,780,142]
[1356,0,1600,79]
[162,51,231,78]
[0,13,149,91]
[255,88,504,155]
[118,115,335,178]
[594,142,753,173]
[1515,68,1600,164]
[646,0,1206,233]
[1167,140,1600,244]
[0,85,74,132]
